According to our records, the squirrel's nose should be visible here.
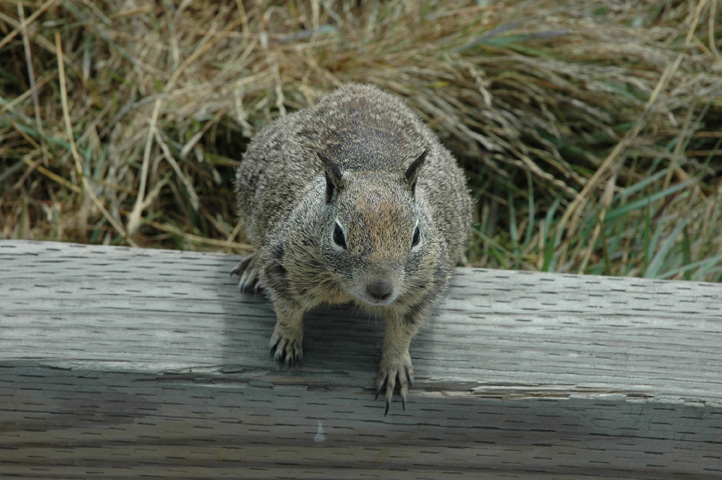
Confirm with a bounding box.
[366,279,394,301]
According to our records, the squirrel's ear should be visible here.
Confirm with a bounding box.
[317,151,344,203]
[404,149,428,194]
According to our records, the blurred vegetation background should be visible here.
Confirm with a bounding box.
[1,0,721,281]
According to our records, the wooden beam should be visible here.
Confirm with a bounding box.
[1,240,721,478]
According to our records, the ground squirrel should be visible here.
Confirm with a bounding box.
[233,83,473,414]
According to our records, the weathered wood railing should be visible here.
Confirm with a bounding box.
[1,240,721,478]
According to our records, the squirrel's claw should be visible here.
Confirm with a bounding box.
[270,337,302,366]
[232,255,262,293]
[376,359,413,415]
[269,327,303,367]
[375,371,387,400]
[230,256,251,277]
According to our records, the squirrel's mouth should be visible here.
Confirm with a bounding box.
[358,294,397,307]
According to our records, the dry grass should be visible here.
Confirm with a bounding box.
[1,0,721,280]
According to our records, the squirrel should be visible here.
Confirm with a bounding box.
[232,83,473,414]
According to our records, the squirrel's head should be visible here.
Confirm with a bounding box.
[317,150,436,308]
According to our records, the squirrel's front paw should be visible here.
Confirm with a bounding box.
[269,324,303,366]
[231,254,262,293]
[375,353,414,415]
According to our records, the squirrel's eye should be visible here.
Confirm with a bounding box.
[333,222,347,249]
[411,226,421,247]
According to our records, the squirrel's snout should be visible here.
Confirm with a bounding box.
[352,269,402,307]
[366,279,394,302]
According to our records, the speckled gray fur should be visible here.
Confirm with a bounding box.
[234,83,472,414]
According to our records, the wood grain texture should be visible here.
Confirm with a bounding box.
[1,240,721,479]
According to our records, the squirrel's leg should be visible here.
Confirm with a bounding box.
[230,254,262,293]
[269,299,305,366]
[376,312,419,415]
